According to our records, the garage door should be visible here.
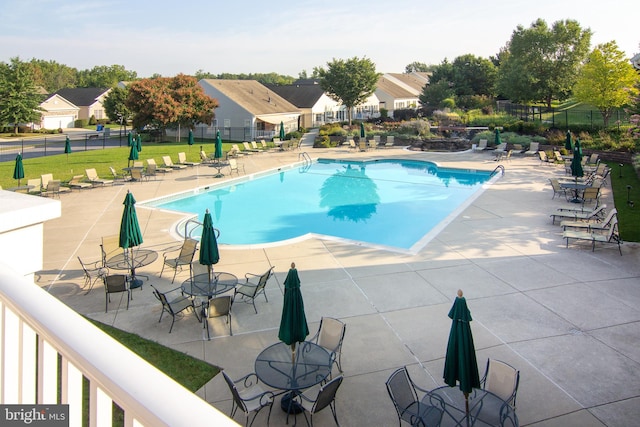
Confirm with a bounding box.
[43,116,74,129]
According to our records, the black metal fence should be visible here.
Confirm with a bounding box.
[496,101,633,130]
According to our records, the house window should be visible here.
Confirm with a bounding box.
[224,119,231,128]
[244,119,251,128]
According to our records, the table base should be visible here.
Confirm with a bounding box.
[280,392,304,414]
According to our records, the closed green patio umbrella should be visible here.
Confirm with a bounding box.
[214,130,223,160]
[494,128,502,147]
[360,122,366,140]
[136,134,142,152]
[443,289,480,425]
[571,139,584,179]
[127,131,133,147]
[13,153,25,186]
[565,130,573,151]
[128,143,139,168]
[278,262,309,364]
[198,209,220,281]
[64,135,72,161]
[188,129,194,147]
[119,190,144,282]
[279,121,286,141]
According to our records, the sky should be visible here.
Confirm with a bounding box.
[1,0,638,78]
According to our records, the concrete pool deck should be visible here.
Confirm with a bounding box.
[38,144,640,426]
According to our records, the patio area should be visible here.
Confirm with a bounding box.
[37,144,640,426]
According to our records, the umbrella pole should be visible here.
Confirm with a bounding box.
[464,392,470,427]
[291,343,296,365]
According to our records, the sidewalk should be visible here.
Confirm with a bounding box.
[37,147,640,426]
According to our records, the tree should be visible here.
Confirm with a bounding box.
[102,86,131,126]
[497,19,591,107]
[28,59,77,92]
[450,55,497,98]
[125,74,218,133]
[0,57,43,134]
[77,65,137,88]
[419,79,454,111]
[314,57,380,125]
[404,62,434,73]
[573,41,640,127]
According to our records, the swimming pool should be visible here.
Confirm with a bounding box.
[147,158,496,252]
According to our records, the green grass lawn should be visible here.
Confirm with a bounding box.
[87,317,219,390]
[0,140,234,189]
[606,161,640,242]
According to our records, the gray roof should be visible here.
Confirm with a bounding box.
[53,88,109,107]
[199,79,299,115]
[267,84,326,108]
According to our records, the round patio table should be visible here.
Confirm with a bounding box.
[429,386,519,426]
[255,341,332,414]
[104,248,158,289]
[181,272,237,319]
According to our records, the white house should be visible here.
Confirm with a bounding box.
[198,79,301,141]
[375,72,430,118]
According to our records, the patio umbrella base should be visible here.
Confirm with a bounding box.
[129,278,144,290]
[280,392,304,414]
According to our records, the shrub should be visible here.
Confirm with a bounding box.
[314,135,331,148]
[441,98,456,109]
[88,115,97,125]
[75,119,88,128]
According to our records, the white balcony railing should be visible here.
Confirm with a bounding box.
[0,262,237,427]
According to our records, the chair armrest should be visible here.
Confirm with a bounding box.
[161,244,183,259]
[244,272,262,282]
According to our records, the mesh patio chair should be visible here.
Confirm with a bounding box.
[159,238,198,283]
[309,317,346,373]
[204,295,233,340]
[103,274,130,312]
[222,371,274,427]
[78,256,108,294]
[480,359,520,409]
[385,367,445,427]
[151,284,198,333]
[295,375,344,427]
[234,266,274,314]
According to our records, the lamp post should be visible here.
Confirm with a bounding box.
[117,113,123,147]
[627,185,632,206]
[619,163,623,178]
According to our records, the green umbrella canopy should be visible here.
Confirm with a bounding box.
[565,130,572,151]
[443,290,480,395]
[13,153,25,186]
[198,209,220,272]
[279,121,286,140]
[188,129,194,146]
[136,134,142,152]
[278,263,309,347]
[119,190,143,250]
[571,139,584,178]
[360,122,366,139]
[128,143,139,161]
[127,132,133,147]
[494,128,502,146]
[214,130,223,159]
[64,136,72,154]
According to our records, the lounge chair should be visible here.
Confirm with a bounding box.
[27,178,42,195]
[550,204,607,225]
[358,140,368,152]
[586,153,599,166]
[538,151,553,165]
[259,139,276,152]
[85,168,113,186]
[384,135,395,148]
[162,155,187,169]
[147,158,172,173]
[231,144,247,156]
[474,139,488,151]
[563,217,622,255]
[41,173,71,194]
[109,166,127,183]
[177,152,199,166]
[524,142,539,155]
[68,175,92,190]
[561,208,618,232]
[250,141,265,152]
[242,141,260,153]
[41,180,65,198]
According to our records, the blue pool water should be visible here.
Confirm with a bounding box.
[148,158,493,251]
